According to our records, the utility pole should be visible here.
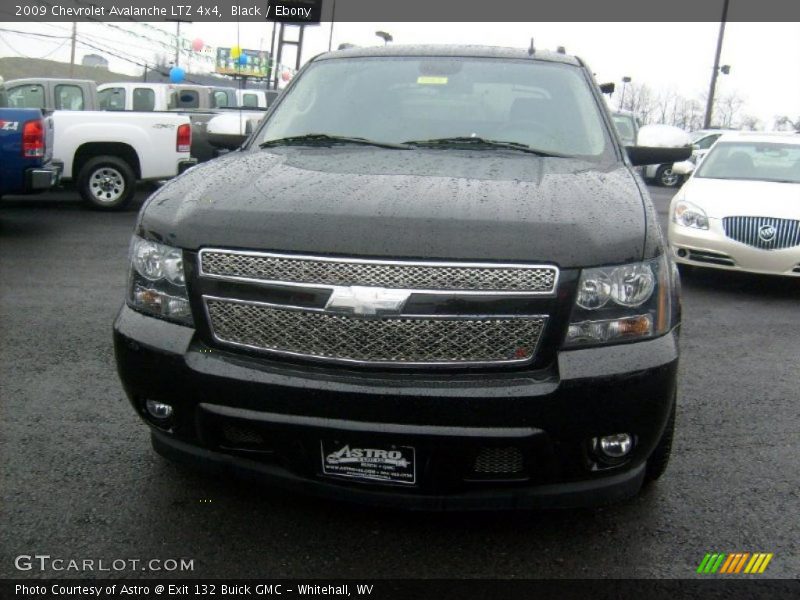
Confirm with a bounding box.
[175,21,181,67]
[703,0,730,129]
[328,0,337,51]
[269,20,277,88]
[69,22,77,77]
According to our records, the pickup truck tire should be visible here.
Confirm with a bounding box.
[78,156,136,211]
[655,164,681,188]
[644,395,676,483]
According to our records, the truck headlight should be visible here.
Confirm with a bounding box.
[673,200,709,229]
[564,254,673,347]
[128,236,193,325]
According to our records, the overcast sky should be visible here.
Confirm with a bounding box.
[1,21,798,127]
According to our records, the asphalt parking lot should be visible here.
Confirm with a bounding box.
[1,185,798,579]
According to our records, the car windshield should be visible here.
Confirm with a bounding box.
[695,141,800,184]
[256,56,613,160]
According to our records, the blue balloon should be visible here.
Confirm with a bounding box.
[169,66,185,83]
[237,54,248,66]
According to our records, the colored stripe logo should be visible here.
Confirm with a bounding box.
[697,552,773,574]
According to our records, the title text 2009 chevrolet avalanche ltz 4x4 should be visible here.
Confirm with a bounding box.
[113,46,690,510]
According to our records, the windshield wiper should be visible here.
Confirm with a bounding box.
[259,134,409,150]
[402,136,570,157]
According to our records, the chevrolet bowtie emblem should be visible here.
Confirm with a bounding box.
[325,286,411,316]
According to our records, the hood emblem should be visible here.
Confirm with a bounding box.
[325,286,411,316]
[758,224,777,242]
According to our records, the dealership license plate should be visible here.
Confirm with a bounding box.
[320,440,416,485]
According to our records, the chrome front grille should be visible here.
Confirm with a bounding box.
[200,250,558,293]
[205,298,546,366]
[723,216,800,250]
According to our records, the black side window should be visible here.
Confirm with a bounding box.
[7,85,44,109]
[176,90,199,109]
[55,84,85,110]
[133,88,156,111]
[98,88,125,110]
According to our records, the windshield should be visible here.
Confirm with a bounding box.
[255,56,613,160]
[695,141,800,184]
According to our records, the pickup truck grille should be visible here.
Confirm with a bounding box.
[722,216,800,250]
[199,250,557,293]
[204,298,546,367]
[198,250,555,368]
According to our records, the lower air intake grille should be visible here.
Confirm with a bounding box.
[221,421,265,446]
[205,299,545,366]
[688,249,735,266]
[473,447,525,475]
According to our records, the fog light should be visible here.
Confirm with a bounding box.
[145,400,173,420]
[676,248,687,258]
[597,433,633,458]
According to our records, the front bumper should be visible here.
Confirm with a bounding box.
[669,219,800,277]
[113,305,679,510]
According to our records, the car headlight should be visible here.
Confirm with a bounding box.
[673,200,709,229]
[128,235,192,325]
[564,254,673,347]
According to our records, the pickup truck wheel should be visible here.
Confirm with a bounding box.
[78,156,135,210]
[644,395,676,484]
[656,165,681,188]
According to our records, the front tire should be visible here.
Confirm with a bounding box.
[656,164,682,188]
[77,155,136,211]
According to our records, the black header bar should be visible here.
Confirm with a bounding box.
[2,0,800,22]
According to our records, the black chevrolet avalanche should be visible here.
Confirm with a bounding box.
[113,45,689,510]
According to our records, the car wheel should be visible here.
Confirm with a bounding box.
[77,155,136,211]
[644,395,676,483]
[656,165,682,188]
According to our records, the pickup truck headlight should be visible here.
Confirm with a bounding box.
[673,200,709,229]
[128,236,192,325]
[564,254,672,347]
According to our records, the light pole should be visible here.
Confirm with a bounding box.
[328,0,337,52]
[703,0,730,128]
[619,76,631,111]
[375,31,393,45]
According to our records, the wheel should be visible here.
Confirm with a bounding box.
[656,164,681,188]
[644,396,676,483]
[77,155,136,210]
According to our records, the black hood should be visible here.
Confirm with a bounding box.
[138,147,650,268]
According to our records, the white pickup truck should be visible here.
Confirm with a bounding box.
[52,111,195,209]
[4,78,196,210]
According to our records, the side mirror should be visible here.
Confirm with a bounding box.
[671,160,695,176]
[625,145,692,166]
[207,132,248,151]
[599,82,615,95]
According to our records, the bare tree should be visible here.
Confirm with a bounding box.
[621,83,656,125]
[738,114,762,131]
[713,91,745,129]
[774,115,800,131]
[654,89,677,125]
